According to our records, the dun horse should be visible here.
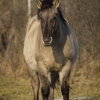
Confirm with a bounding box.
[23,0,79,100]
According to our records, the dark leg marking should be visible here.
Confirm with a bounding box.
[49,71,59,100]
[39,74,50,100]
[61,79,69,100]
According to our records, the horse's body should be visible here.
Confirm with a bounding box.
[23,2,79,100]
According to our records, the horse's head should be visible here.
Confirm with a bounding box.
[36,0,59,46]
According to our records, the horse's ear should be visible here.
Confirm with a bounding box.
[53,0,60,8]
[36,0,42,9]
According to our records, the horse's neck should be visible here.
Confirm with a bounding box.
[53,16,67,45]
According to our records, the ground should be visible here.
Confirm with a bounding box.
[0,76,100,100]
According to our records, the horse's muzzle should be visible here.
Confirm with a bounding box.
[42,37,53,46]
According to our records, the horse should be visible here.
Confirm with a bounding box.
[23,0,79,100]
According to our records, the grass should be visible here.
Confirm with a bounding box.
[69,78,100,100]
[0,76,61,100]
[0,77,33,100]
[0,76,100,100]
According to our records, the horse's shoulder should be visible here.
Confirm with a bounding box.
[26,15,39,32]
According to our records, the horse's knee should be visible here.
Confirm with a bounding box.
[31,78,39,90]
[39,73,50,99]
[30,70,39,88]
[40,78,50,99]
[29,70,39,100]
[41,85,50,98]
[59,61,71,100]
[61,80,69,95]
[60,79,69,100]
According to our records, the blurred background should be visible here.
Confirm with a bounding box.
[0,0,100,100]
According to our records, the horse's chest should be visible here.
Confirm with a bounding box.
[38,51,65,71]
[44,58,63,71]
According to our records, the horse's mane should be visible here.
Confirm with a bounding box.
[57,8,66,25]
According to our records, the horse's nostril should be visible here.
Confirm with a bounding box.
[44,38,50,42]
[42,37,53,46]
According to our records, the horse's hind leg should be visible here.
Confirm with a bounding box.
[59,60,72,100]
[29,69,39,100]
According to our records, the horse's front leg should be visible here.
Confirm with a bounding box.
[38,63,50,100]
[59,60,72,100]
[48,72,58,100]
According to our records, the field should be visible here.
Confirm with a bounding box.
[0,76,61,100]
[0,76,100,100]
[0,77,33,100]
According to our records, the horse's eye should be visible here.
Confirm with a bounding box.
[39,15,42,20]
[39,12,42,19]
[51,19,55,27]
[53,21,55,27]
[40,18,44,23]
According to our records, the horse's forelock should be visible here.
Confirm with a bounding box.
[37,6,58,19]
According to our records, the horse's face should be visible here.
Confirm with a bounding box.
[39,9,57,46]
